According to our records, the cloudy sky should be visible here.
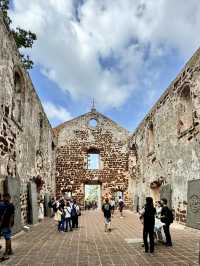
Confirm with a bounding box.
[10,0,200,130]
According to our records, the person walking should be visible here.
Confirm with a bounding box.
[64,201,72,232]
[160,198,173,246]
[102,198,112,232]
[118,196,124,218]
[142,197,156,253]
[0,193,15,260]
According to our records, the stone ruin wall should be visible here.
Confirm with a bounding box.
[129,48,200,223]
[0,14,56,225]
[55,110,132,207]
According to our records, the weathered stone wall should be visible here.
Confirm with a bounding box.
[0,14,56,225]
[129,48,200,223]
[55,109,131,207]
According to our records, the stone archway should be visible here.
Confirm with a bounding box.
[84,181,102,210]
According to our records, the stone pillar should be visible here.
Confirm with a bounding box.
[28,181,38,224]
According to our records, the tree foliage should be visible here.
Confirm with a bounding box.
[0,0,37,69]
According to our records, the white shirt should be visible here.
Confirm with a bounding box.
[110,200,115,207]
[65,206,71,218]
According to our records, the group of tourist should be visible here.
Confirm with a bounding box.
[0,192,174,261]
[139,197,173,254]
[84,201,98,210]
[101,195,173,255]
[49,197,81,232]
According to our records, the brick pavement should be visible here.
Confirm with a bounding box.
[0,210,199,266]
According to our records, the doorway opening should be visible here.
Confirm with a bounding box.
[84,184,101,210]
[114,191,124,204]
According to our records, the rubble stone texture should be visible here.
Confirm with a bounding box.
[129,48,200,224]
[0,14,56,225]
[54,109,131,207]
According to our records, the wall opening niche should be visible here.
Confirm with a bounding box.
[87,148,101,170]
[177,84,193,135]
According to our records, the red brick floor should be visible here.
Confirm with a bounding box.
[0,210,200,266]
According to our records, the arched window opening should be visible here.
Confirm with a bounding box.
[87,148,100,170]
[12,71,24,124]
[146,122,155,155]
[177,85,193,134]
[130,143,137,157]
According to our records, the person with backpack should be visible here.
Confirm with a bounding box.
[141,197,156,253]
[102,198,112,232]
[118,196,124,218]
[160,198,173,246]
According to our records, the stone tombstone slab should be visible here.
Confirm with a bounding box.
[4,176,22,234]
[134,195,139,212]
[187,179,200,230]
[44,193,51,217]
[28,182,38,224]
[160,184,172,209]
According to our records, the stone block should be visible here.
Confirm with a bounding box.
[4,176,22,234]
[28,181,38,224]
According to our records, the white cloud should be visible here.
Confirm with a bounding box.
[43,102,72,124]
[10,0,200,109]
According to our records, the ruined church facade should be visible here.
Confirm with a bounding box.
[54,108,131,207]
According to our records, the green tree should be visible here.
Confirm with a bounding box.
[0,0,37,69]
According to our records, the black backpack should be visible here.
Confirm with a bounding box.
[71,204,77,217]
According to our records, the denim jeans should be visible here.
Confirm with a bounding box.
[65,218,72,231]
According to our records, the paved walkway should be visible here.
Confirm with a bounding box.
[0,210,200,266]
